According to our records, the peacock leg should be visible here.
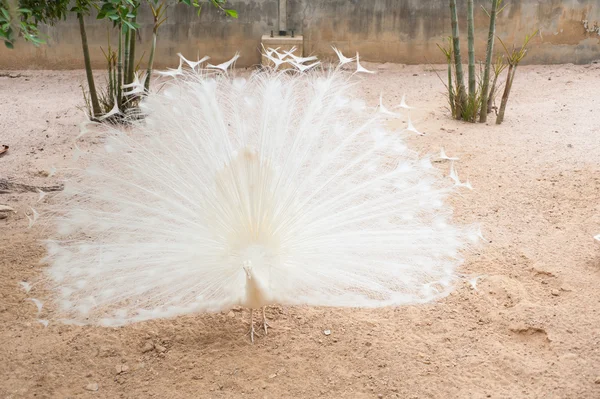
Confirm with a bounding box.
[261,306,270,335]
[246,308,255,343]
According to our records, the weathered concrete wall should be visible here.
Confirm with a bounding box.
[290,0,600,65]
[0,0,599,69]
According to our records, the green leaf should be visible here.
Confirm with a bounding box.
[5,40,14,49]
[224,9,238,18]
[124,20,139,30]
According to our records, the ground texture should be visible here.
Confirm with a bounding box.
[1,63,599,398]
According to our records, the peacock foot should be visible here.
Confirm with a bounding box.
[259,306,270,335]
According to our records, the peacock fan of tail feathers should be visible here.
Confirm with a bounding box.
[26,48,483,341]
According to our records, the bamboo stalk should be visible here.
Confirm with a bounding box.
[127,16,137,84]
[449,0,467,119]
[144,27,157,92]
[117,23,123,107]
[467,0,476,99]
[496,63,514,124]
[77,11,100,117]
[480,0,499,122]
[487,55,505,112]
[123,25,130,87]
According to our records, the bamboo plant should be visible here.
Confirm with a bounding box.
[448,0,467,117]
[495,30,538,124]
[480,0,503,122]
[441,0,535,125]
[79,0,238,121]
[467,0,475,99]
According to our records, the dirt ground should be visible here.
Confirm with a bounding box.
[1,63,600,399]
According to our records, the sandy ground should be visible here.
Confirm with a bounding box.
[1,63,600,399]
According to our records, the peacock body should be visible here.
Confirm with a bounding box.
[35,50,480,334]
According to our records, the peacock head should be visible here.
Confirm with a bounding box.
[242,260,253,280]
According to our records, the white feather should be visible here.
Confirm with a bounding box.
[468,275,483,291]
[28,298,43,313]
[262,52,287,69]
[331,46,356,66]
[449,162,473,190]
[177,53,210,71]
[378,93,401,117]
[405,115,423,135]
[286,53,318,64]
[26,207,39,228]
[396,93,414,109]
[122,71,146,96]
[355,53,375,74]
[207,52,240,72]
[20,281,32,293]
[156,58,184,77]
[260,44,280,57]
[98,100,121,121]
[275,46,297,60]
[40,53,477,326]
[37,189,47,203]
[287,60,320,73]
[439,147,459,161]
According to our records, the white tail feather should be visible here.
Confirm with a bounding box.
[37,52,478,326]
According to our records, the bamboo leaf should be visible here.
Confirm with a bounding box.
[225,9,238,18]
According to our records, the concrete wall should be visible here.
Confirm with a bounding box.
[1,0,599,70]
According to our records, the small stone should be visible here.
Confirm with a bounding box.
[115,364,129,374]
[141,342,154,353]
[227,311,235,318]
[269,373,277,379]
[323,330,331,336]
[378,395,384,398]
[551,289,560,296]
[155,344,167,353]
[595,377,600,384]
[85,383,99,391]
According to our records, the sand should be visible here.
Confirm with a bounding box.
[1,63,599,398]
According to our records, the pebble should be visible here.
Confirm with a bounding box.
[551,289,560,296]
[155,344,167,353]
[595,377,600,384]
[227,311,235,318]
[85,383,99,391]
[115,364,129,374]
[141,342,154,353]
[323,330,331,336]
